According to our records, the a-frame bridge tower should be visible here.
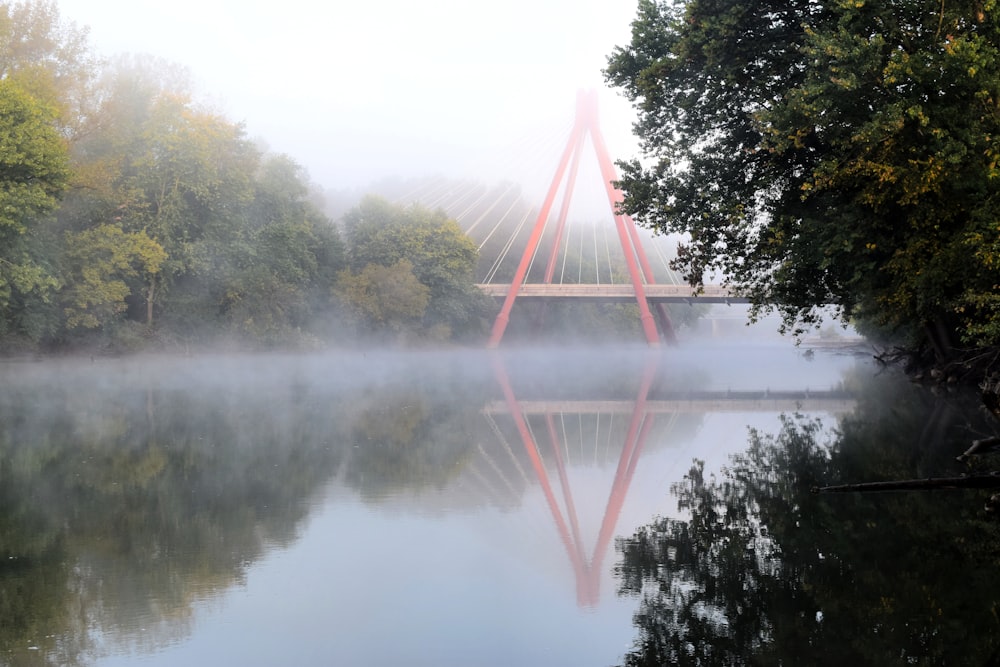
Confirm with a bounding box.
[486,90,677,348]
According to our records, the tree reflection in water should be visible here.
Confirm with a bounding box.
[0,353,494,666]
[0,359,346,665]
[615,374,1000,665]
[7,349,976,666]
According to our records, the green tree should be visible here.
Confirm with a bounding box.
[177,153,346,346]
[0,5,346,351]
[63,57,344,348]
[341,196,491,340]
[334,258,430,338]
[123,95,257,326]
[606,0,1000,356]
[60,224,166,330]
[65,56,258,329]
[0,78,68,339]
[0,0,97,135]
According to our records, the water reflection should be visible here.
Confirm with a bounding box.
[489,352,662,608]
[0,345,870,666]
[485,348,857,609]
[0,355,350,665]
[614,364,1000,665]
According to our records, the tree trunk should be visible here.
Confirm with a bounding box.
[924,317,956,362]
[146,275,155,327]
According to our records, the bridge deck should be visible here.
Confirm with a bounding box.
[477,283,748,304]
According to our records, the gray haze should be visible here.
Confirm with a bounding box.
[55,0,642,201]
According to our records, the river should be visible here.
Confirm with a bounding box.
[1,341,998,666]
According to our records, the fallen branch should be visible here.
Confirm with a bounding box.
[813,472,1000,494]
[956,436,1000,462]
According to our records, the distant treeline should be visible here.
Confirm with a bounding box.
[0,1,505,353]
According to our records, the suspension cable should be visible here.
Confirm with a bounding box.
[558,208,572,284]
[477,193,524,251]
[450,184,491,220]
[393,176,445,204]
[426,180,477,211]
[483,411,531,486]
[464,182,519,236]
[484,206,533,284]
[649,234,682,284]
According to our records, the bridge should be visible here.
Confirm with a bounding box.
[392,90,745,347]
[477,283,746,304]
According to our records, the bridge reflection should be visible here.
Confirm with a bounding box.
[479,351,855,607]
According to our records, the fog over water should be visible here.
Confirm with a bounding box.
[5,3,996,663]
[1,340,899,666]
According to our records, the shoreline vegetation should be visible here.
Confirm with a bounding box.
[0,0,998,396]
[604,0,1000,387]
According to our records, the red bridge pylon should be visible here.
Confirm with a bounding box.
[487,90,677,347]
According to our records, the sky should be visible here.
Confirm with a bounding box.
[55,0,644,200]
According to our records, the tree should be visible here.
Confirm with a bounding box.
[64,56,258,328]
[334,259,431,338]
[55,54,346,348]
[0,5,346,350]
[606,0,1000,356]
[341,196,491,340]
[0,78,68,338]
[173,153,345,346]
[60,224,165,330]
[0,0,97,136]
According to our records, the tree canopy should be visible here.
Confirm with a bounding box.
[606,0,1000,356]
[337,196,492,342]
[0,2,363,351]
[0,78,67,336]
[0,0,504,353]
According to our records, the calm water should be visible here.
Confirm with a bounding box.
[1,342,998,666]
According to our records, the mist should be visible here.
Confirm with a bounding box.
[0,0,856,354]
[4,2,997,665]
[53,0,641,196]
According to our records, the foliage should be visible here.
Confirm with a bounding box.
[60,224,165,329]
[340,196,491,341]
[72,60,258,326]
[0,80,67,234]
[187,154,346,346]
[0,0,96,134]
[335,259,431,338]
[0,77,67,338]
[0,1,497,352]
[48,52,345,348]
[606,0,1000,352]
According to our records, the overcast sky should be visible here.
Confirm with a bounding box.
[55,0,643,201]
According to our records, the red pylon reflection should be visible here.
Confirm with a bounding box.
[490,354,660,607]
